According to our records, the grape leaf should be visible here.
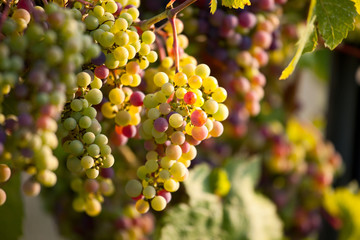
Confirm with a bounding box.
[303,29,318,54]
[210,0,218,14]
[316,0,357,50]
[221,0,251,9]
[351,0,360,14]
[279,16,316,80]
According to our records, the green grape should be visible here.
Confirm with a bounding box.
[114,31,129,46]
[84,15,99,30]
[83,132,96,144]
[127,7,140,20]
[147,51,158,63]
[182,145,197,160]
[93,6,105,17]
[147,108,160,120]
[139,43,150,56]
[212,87,227,102]
[143,185,156,199]
[128,31,139,43]
[170,162,187,179]
[125,179,142,198]
[85,168,99,179]
[141,30,156,44]
[85,88,103,105]
[159,169,171,180]
[203,99,219,114]
[113,46,129,60]
[87,144,100,157]
[213,103,229,121]
[63,117,77,131]
[169,113,183,128]
[151,196,166,211]
[69,140,84,156]
[103,0,118,14]
[90,76,103,89]
[67,157,82,173]
[99,32,115,48]
[95,134,108,146]
[153,72,169,87]
[100,145,112,155]
[83,107,97,119]
[125,45,136,59]
[161,82,174,96]
[145,159,158,172]
[115,110,131,126]
[119,13,133,25]
[109,88,125,104]
[72,197,85,212]
[71,99,83,112]
[146,151,158,161]
[114,18,128,31]
[105,52,120,69]
[137,166,148,179]
[37,170,57,187]
[195,64,210,79]
[81,156,94,169]
[85,198,101,216]
[102,154,114,168]
[164,179,179,192]
[79,116,92,129]
[76,72,91,88]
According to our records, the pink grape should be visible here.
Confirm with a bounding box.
[154,117,168,132]
[94,65,109,79]
[122,125,137,138]
[183,91,197,105]
[190,110,207,127]
[130,91,145,106]
[191,126,208,141]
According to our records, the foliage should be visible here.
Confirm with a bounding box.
[156,157,283,240]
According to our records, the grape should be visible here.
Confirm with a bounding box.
[183,91,197,105]
[79,116,92,129]
[165,144,182,160]
[22,179,41,197]
[210,121,224,137]
[190,110,207,127]
[94,65,109,79]
[84,179,100,193]
[212,87,227,102]
[0,164,11,183]
[115,110,131,126]
[170,131,185,145]
[164,179,179,192]
[130,91,145,106]
[169,113,183,128]
[85,88,103,105]
[69,140,84,156]
[76,72,91,87]
[86,168,99,179]
[85,198,101,216]
[81,156,94,169]
[0,188,6,206]
[238,11,257,29]
[191,126,209,141]
[151,196,166,211]
[203,99,219,114]
[63,117,77,131]
[125,179,142,198]
[143,186,156,199]
[153,72,169,87]
[213,104,229,121]
[158,190,172,204]
[153,118,168,132]
[135,199,149,214]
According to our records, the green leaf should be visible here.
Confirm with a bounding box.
[210,0,218,14]
[0,173,24,240]
[316,0,357,50]
[221,0,251,9]
[279,16,316,80]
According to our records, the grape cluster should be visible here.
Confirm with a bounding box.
[250,119,342,238]
[125,60,228,213]
[181,0,285,137]
[59,71,115,216]
[0,3,100,204]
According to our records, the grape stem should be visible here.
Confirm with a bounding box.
[137,0,197,31]
[169,16,180,72]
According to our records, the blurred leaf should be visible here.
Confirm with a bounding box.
[316,0,357,50]
[0,173,23,240]
[210,0,218,14]
[303,29,318,53]
[221,0,251,9]
[351,0,360,14]
[157,158,283,240]
[280,16,316,80]
[298,48,331,81]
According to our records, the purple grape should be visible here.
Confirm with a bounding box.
[213,48,228,61]
[198,19,209,34]
[91,52,106,66]
[258,0,275,11]
[223,15,238,29]
[239,36,252,50]
[21,148,34,158]
[238,11,257,29]
[14,84,28,98]
[153,117,168,132]
[227,33,242,47]
[18,113,33,126]
[100,167,114,178]
[124,4,135,9]
[209,9,225,27]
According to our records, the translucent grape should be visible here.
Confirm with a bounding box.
[151,196,166,211]
[125,179,142,198]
